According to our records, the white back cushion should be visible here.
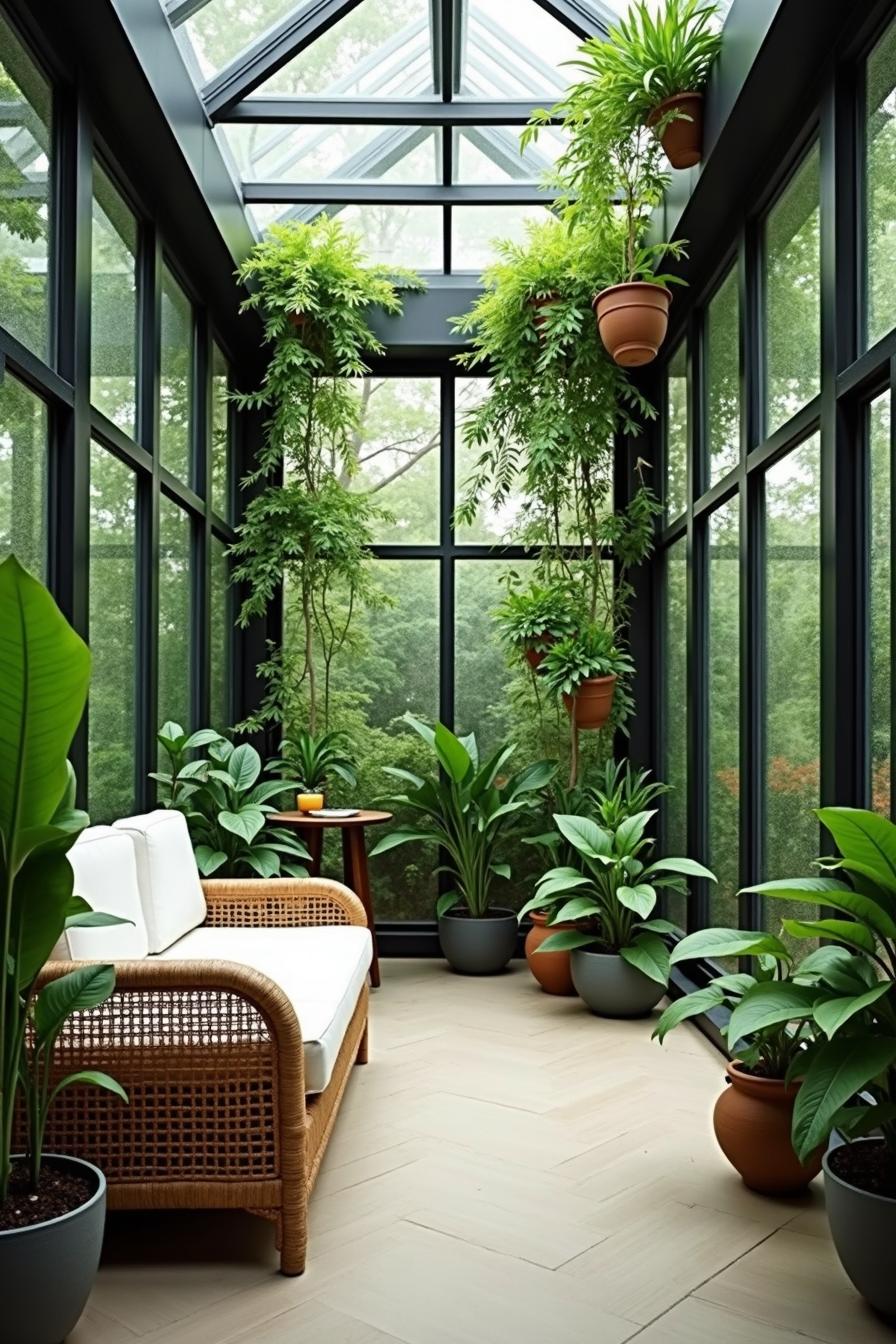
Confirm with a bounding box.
[66,826,150,960]
[113,810,207,953]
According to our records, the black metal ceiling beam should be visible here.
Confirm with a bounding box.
[243,181,560,205]
[220,98,561,125]
[531,0,611,40]
[165,0,212,26]
[202,0,366,120]
[431,0,466,100]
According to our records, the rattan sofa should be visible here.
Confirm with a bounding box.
[34,811,372,1276]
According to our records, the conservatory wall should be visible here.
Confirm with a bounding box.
[652,1,896,965]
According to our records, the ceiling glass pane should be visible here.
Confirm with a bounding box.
[182,0,314,81]
[453,125,567,183]
[252,0,433,97]
[461,0,581,98]
[451,204,555,270]
[247,203,443,267]
[222,123,440,183]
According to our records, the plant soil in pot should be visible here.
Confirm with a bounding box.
[824,1139,896,1318]
[648,92,704,170]
[563,675,616,730]
[571,948,665,1017]
[438,907,518,975]
[0,1154,106,1344]
[593,284,671,368]
[713,1062,821,1195]
[525,913,577,996]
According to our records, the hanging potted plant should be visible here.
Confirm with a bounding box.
[588,0,723,170]
[520,808,714,1017]
[540,624,633,730]
[0,557,129,1344]
[370,715,555,974]
[494,579,583,671]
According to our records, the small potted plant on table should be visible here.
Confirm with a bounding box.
[371,715,555,974]
[276,727,357,812]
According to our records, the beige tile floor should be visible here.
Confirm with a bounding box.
[73,959,895,1343]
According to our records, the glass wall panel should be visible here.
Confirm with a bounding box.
[451,205,554,271]
[209,535,231,733]
[158,494,192,731]
[463,0,580,98]
[708,498,740,928]
[663,539,688,928]
[0,375,46,576]
[870,392,891,813]
[0,13,52,361]
[211,342,230,520]
[347,377,439,543]
[455,378,528,544]
[91,163,138,437]
[764,146,821,435]
[706,267,740,485]
[223,123,440,184]
[88,445,136,820]
[866,17,896,349]
[665,341,688,521]
[249,204,443,269]
[765,436,821,941]
[453,126,567,183]
[160,264,194,483]
[185,0,312,81]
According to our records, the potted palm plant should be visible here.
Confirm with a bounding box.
[371,715,555,974]
[520,809,714,1016]
[739,807,896,1316]
[494,579,583,671]
[0,556,128,1344]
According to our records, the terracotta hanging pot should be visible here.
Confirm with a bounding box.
[523,634,557,671]
[527,293,561,340]
[648,92,704,170]
[713,1061,822,1195]
[562,675,616,731]
[525,912,577,996]
[289,311,311,330]
[593,284,671,368]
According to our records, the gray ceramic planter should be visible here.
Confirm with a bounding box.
[438,908,517,975]
[0,1154,106,1344]
[823,1141,896,1319]
[570,948,666,1017]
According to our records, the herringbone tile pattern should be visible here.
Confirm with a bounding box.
[74,960,893,1343]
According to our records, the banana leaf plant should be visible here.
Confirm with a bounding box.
[738,807,896,1164]
[519,810,715,985]
[370,714,556,918]
[0,556,127,1202]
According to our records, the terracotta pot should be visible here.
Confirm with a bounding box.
[713,1061,822,1194]
[525,912,577,996]
[593,283,671,368]
[289,311,310,329]
[562,675,616,730]
[528,293,561,339]
[648,92,704,170]
[523,633,556,671]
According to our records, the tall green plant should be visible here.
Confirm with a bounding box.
[230,217,425,732]
[587,0,722,121]
[0,557,126,1202]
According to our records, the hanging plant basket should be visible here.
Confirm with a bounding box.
[593,283,671,368]
[647,92,705,170]
[288,310,311,330]
[562,674,616,730]
[523,634,557,671]
[527,293,562,341]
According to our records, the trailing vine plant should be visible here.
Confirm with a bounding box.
[229,217,424,733]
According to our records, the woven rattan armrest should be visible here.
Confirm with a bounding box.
[201,876,368,929]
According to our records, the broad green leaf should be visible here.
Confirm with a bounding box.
[158,721,186,746]
[620,932,670,986]
[747,876,896,939]
[244,848,279,880]
[184,728,223,751]
[218,807,265,843]
[726,981,819,1047]
[381,766,426,789]
[637,918,678,935]
[369,828,433,856]
[227,743,262,791]
[490,862,511,880]
[472,744,516,797]
[653,985,727,1042]
[553,814,611,860]
[781,917,877,955]
[533,872,591,901]
[434,723,472,784]
[795,944,871,991]
[615,810,655,853]
[403,713,436,747]
[64,911,132,930]
[833,1102,896,1140]
[35,964,116,1042]
[436,890,462,917]
[792,1037,896,1161]
[553,895,601,923]
[195,845,227,876]
[816,807,896,890]
[616,883,656,918]
[813,982,891,1039]
[50,1070,128,1107]
[643,856,716,883]
[671,927,791,965]
[537,929,599,953]
[506,759,556,799]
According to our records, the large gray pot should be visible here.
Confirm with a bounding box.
[0,1153,106,1344]
[438,908,518,974]
[570,948,666,1017]
[823,1140,896,1320]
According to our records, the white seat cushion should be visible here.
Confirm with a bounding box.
[65,826,150,960]
[114,810,206,953]
[156,925,372,1094]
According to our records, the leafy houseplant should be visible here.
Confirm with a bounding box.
[0,556,128,1344]
[230,217,425,734]
[494,579,583,671]
[521,810,715,1016]
[737,807,896,1315]
[541,626,635,784]
[154,723,310,879]
[370,715,556,974]
[274,728,357,811]
[584,0,722,169]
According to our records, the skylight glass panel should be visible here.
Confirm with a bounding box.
[222,124,441,183]
[452,204,556,270]
[246,202,443,268]
[182,0,314,81]
[453,126,567,183]
[251,0,433,97]
[460,0,582,98]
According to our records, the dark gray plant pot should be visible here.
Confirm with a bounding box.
[438,908,518,975]
[570,948,666,1017]
[823,1141,896,1319]
[0,1154,106,1344]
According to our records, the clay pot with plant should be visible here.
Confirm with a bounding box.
[541,626,634,785]
[494,580,583,672]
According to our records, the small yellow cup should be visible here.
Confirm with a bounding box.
[297,792,324,813]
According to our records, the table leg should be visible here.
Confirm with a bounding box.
[342,828,380,988]
[301,827,324,877]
